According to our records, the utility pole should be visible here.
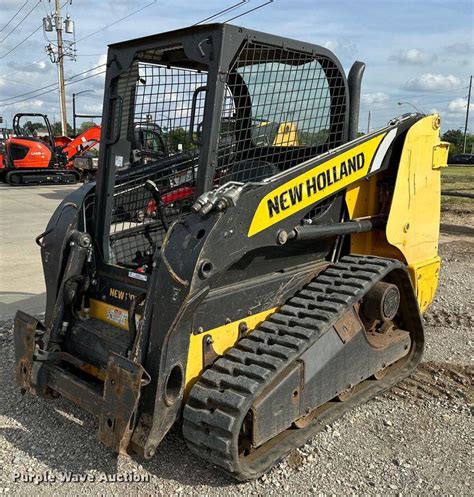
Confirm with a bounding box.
[55,0,68,137]
[463,75,472,154]
[367,110,371,134]
[43,2,76,137]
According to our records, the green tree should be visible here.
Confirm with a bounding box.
[441,129,474,158]
[79,121,97,133]
[51,121,74,136]
[24,120,46,133]
[165,127,195,152]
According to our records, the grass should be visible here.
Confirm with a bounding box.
[441,166,473,213]
[442,165,474,191]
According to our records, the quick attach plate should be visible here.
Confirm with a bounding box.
[99,352,147,454]
[13,310,45,393]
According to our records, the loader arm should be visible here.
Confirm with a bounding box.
[62,125,102,160]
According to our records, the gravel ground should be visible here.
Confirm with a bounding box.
[0,236,472,496]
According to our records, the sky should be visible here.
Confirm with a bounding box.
[0,0,473,133]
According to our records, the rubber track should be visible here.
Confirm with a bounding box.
[6,170,79,186]
[183,255,407,479]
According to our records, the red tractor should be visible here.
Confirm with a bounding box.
[0,113,101,185]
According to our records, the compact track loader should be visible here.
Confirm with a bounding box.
[13,24,448,480]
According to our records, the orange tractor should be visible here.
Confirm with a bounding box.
[0,113,101,185]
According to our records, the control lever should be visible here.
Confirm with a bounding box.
[145,180,169,231]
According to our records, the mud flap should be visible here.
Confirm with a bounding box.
[13,310,45,393]
[99,353,146,454]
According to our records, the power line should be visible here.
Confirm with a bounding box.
[64,70,105,87]
[193,1,248,26]
[224,0,274,22]
[0,70,106,108]
[0,76,57,103]
[0,0,31,34]
[76,0,158,43]
[0,0,267,109]
[0,76,43,89]
[0,24,42,59]
[0,84,58,107]
[3,0,269,85]
[0,0,41,44]
[0,63,106,104]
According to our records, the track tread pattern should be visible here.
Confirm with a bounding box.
[182,255,405,479]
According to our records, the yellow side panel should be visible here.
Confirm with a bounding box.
[386,115,447,264]
[185,308,277,392]
[386,115,447,310]
[345,176,404,260]
[345,175,379,255]
[408,256,441,313]
[346,115,448,311]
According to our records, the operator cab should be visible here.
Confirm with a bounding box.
[13,114,56,148]
[5,114,56,169]
[92,24,348,276]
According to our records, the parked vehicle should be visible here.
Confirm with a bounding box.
[0,113,101,185]
[449,153,474,165]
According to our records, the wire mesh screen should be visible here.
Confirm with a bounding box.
[108,57,207,269]
[104,40,347,270]
[215,41,347,185]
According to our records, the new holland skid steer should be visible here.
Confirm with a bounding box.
[13,24,448,480]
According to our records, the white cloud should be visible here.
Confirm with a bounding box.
[362,92,389,105]
[323,39,357,59]
[404,73,461,91]
[390,48,436,65]
[81,54,107,79]
[446,97,474,114]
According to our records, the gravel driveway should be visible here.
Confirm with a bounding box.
[0,236,472,496]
